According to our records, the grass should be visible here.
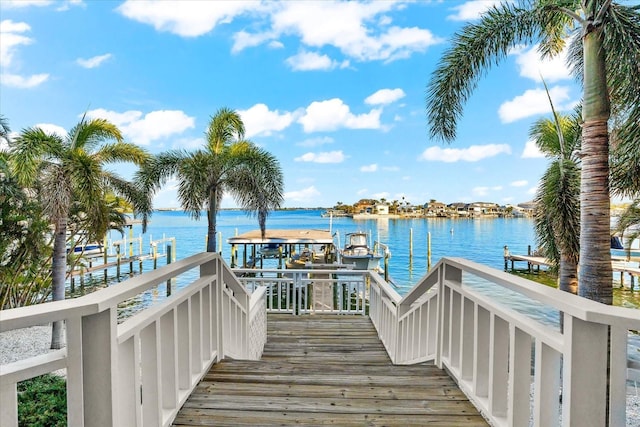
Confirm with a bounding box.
[511,269,640,309]
[18,374,66,427]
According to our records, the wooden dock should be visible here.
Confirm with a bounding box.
[172,314,487,426]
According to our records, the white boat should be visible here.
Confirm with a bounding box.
[339,232,382,270]
[67,242,103,256]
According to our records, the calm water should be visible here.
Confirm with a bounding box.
[116,208,536,294]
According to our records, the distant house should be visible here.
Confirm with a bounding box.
[375,204,389,215]
[425,201,447,216]
[448,202,469,216]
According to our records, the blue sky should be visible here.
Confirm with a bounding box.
[1,0,585,209]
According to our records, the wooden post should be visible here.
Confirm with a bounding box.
[166,244,172,296]
[116,244,121,279]
[409,228,413,261]
[503,245,509,271]
[103,235,108,283]
[153,244,158,270]
[230,244,236,268]
[427,231,432,271]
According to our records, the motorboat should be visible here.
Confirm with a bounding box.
[339,232,382,270]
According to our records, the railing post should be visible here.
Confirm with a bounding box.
[81,308,118,426]
[66,316,85,426]
[562,314,608,427]
[200,256,221,360]
[0,381,17,427]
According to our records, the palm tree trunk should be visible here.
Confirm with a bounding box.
[558,255,578,295]
[578,26,612,305]
[206,188,218,253]
[50,218,67,349]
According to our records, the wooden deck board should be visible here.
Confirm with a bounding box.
[172,314,488,426]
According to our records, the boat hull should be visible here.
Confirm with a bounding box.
[340,254,382,270]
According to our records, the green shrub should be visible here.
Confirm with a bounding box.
[17,374,66,427]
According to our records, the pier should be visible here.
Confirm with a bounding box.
[2,253,640,426]
[504,245,640,289]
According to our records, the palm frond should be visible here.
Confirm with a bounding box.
[96,142,149,165]
[10,128,64,186]
[427,2,554,141]
[206,107,245,154]
[68,118,123,152]
[177,151,211,220]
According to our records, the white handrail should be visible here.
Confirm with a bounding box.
[0,252,266,427]
[368,257,640,427]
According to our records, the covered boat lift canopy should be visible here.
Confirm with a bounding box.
[227,229,336,268]
[228,229,334,245]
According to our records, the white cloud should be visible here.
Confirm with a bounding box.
[238,103,294,138]
[527,186,538,196]
[296,136,334,147]
[360,163,378,172]
[0,20,49,88]
[357,188,368,196]
[297,98,381,133]
[294,150,346,163]
[76,53,112,69]
[35,123,68,137]
[447,0,504,21]
[473,185,502,197]
[285,51,349,71]
[1,0,52,8]
[118,2,441,63]
[419,144,511,162]
[511,180,528,187]
[498,86,574,123]
[86,108,195,145]
[521,139,545,158]
[365,88,405,105]
[473,186,490,197]
[511,44,571,83]
[284,185,321,203]
[56,0,84,12]
[382,166,399,172]
[232,30,276,53]
[0,73,49,88]
[1,20,33,68]
[117,0,261,38]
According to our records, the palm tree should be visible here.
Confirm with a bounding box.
[426,0,640,304]
[139,107,284,253]
[11,117,149,348]
[532,100,582,294]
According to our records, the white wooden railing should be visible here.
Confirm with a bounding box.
[0,252,266,427]
[234,267,369,315]
[369,257,640,427]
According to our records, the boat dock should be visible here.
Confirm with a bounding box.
[173,314,487,426]
[504,247,640,289]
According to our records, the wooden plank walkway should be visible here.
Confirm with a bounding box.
[173,314,488,426]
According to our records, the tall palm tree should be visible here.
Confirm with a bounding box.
[532,101,582,294]
[139,107,284,253]
[426,0,640,304]
[11,117,149,348]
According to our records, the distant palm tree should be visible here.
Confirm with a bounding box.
[532,97,582,294]
[614,200,640,257]
[0,114,10,142]
[139,107,284,252]
[11,117,149,348]
[426,0,640,304]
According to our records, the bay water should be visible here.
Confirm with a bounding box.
[122,208,536,294]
